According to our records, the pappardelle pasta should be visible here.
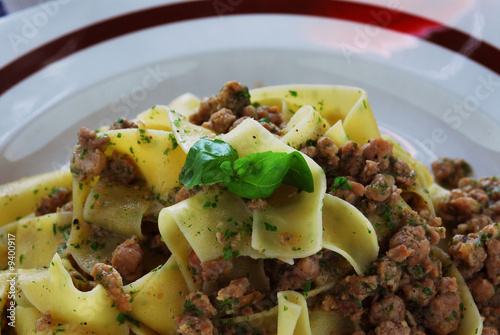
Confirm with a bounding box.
[0,82,497,335]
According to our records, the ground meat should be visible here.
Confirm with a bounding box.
[246,198,267,211]
[437,172,500,330]
[374,321,411,335]
[369,295,406,325]
[468,276,495,305]
[35,187,71,216]
[202,108,237,134]
[217,277,250,301]
[176,315,216,335]
[376,257,403,293]
[483,224,500,285]
[185,291,217,317]
[365,174,393,202]
[489,200,500,223]
[241,105,259,119]
[216,81,251,115]
[257,107,284,134]
[275,254,321,291]
[109,118,138,130]
[321,274,379,323]
[483,305,500,330]
[321,294,364,324]
[256,105,282,125]
[400,278,436,307]
[191,95,219,125]
[438,189,482,224]
[188,81,285,137]
[305,137,417,217]
[359,159,379,185]
[424,277,461,335]
[426,225,447,245]
[469,188,490,207]
[459,177,500,201]
[448,233,487,279]
[228,115,250,132]
[216,277,265,315]
[176,292,217,335]
[316,137,339,163]
[431,157,472,189]
[70,127,110,180]
[259,119,283,135]
[419,255,443,280]
[35,312,52,331]
[230,105,284,134]
[111,235,144,284]
[329,179,365,205]
[391,158,417,187]
[347,275,379,302]
[339,141,365,176]
[175,186,199,203]
[483,327,500,335]
[201,257,234,282]
[188,249,204,284]
[78,127,110,151]
[189,81,251,126]
[306,137,340,174]
[71,146,108,181]
[362,137,393,171]
[91,263,132,312]
[101,150,141,185]
[387,225,430,267]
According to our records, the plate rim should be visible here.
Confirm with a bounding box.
[1,0,500,96]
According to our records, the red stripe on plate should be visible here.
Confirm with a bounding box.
[1,0,499,96]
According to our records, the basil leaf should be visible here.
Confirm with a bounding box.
[180,139,314,199]
[179,139,237,188]
[281,151,315,193]
[221,151,314,199]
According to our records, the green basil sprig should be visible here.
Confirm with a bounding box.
[179,139,314,199]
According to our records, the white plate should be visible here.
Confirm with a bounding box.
[1,0,499,183]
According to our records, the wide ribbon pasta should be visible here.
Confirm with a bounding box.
[0,168,72,226]
[249,84,380,145]
[322,194,379,275]
[17,253,129,334]
[0,83,487,335]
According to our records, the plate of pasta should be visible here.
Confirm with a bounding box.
[0,1,500,334]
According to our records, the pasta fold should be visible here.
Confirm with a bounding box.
[104,128,187,203]
[249,85,380,145]
[0,168,72,226]
[322,194,379,275]
[17,253,129,334]
[223,118,326,260]
[125,257,189,335]
[83,180,151,239]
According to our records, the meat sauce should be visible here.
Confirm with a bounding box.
[47,81,498,335]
